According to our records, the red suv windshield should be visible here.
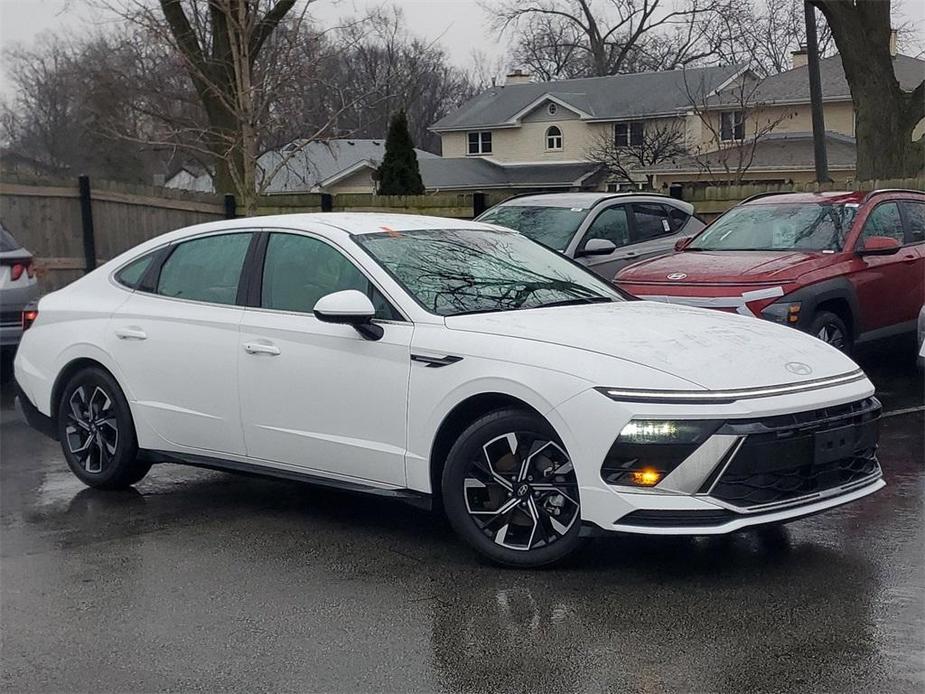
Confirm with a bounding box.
[689,203,858,252]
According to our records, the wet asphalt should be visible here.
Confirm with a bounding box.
[1,339,923,694]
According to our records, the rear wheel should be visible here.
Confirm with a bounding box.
[56,367,150,489]
[441,408,585,567]
[809,310,851,353]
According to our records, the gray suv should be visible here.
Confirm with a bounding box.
[1,223,39,352]
[476,193,705,279]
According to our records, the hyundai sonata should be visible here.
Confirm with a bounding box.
[14,214,883,566]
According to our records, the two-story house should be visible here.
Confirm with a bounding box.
[427,45,925,192]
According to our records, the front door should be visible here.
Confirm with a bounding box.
[849,200,922,334]
[237,231,411,485]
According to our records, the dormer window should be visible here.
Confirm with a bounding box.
[467,131,492,155]
[545,126,563,151]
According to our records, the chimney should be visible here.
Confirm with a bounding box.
[889,28,898,57]
[791,46,808,69]
[505,68,531,86]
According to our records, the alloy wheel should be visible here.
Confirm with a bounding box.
[816,324,846,350]
[64,386,119,474]
[463,432,580,551]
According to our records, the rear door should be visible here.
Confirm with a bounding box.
[849,200,921,334]
[106,231,253,455]
[627,202,687,260]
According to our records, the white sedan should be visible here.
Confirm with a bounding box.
[14,214,884,566]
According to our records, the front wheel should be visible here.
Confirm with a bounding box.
[808,310,851,354]
[56,367,150,489]
[441,409,585,567]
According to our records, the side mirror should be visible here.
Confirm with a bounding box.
[576,238,617,257]
[674,236,693,252]
[857,236,901,256]
[313,290,383,341]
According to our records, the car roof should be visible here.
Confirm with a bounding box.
[494,192,692,211]
[741,191,867,205]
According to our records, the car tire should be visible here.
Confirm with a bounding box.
[808,310,851,353]
[441,408,585,568]
[56,367,150,490]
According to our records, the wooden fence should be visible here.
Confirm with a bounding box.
[2,173,923,291]
[685,176,925,218]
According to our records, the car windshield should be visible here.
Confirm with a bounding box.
[689,203,858,251]
[354,228,622,316]
[477,205,589,251]
[0,224,20,252]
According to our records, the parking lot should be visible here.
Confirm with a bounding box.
[1,340,922,693]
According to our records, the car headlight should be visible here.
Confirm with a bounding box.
[761,301,801,325]
[601,419,721,487]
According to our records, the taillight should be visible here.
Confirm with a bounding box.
[7,259,33,281]
[22,305,38,331]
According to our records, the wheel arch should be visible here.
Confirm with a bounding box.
[787,278,860,339]
[50,357,126,426]
[428,392,547,502]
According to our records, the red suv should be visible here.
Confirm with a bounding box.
[615,190,925,353]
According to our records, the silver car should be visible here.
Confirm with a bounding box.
[0,222,40,351]
[476,192,705,279]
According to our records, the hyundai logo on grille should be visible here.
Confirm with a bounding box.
[666,273,687,280]
[785,362,813,376]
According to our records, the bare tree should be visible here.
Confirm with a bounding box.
[487,0,728,78]
[683,70,792,183]
[810,0,924,179]
[586,120,686,187]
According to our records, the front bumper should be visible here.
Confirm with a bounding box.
[554,376,883,535]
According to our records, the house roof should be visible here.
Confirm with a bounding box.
[644,132,857,175]
[165,139,438,193]
[712,53,924,106]
[430,64,746,132]
[258,139,437,192]
[419,158,603,190]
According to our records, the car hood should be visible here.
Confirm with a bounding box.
[615,250,827,286]
[444,301,860,391]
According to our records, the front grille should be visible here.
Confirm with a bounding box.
[0,311,21,327]
[709,397,881,509]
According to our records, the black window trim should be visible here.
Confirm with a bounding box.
[248,228,408,323]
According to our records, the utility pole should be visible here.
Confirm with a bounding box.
[804,0,831,182]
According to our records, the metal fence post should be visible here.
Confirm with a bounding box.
[78,175,97,273]
[224,194,237,219]
[321,193,334,212]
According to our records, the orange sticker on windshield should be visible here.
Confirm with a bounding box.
[380,226,401,238]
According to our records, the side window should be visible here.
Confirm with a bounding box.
[902,201,925,243]
[860,202,904,246]
[115,253,155,290]
[632,203,674,242]
[583,206,630,249]
[666,206,690,232]
[261,233,399,320]
[157,233,252,305]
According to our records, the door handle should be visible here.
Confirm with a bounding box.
[114,326,147,341]
[243,342,280,356]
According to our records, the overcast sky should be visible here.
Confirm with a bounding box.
[0,0,503,95]
[1,0,923,98]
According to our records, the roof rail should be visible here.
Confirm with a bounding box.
[862,188,925,202]
[492,190,673,209]
[739,190,798,204]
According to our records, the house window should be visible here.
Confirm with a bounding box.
[467,131,492,155]
[547,103,558,115]
[545,126,563,151]
[615,122,644,147]
[720,111,745,141]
